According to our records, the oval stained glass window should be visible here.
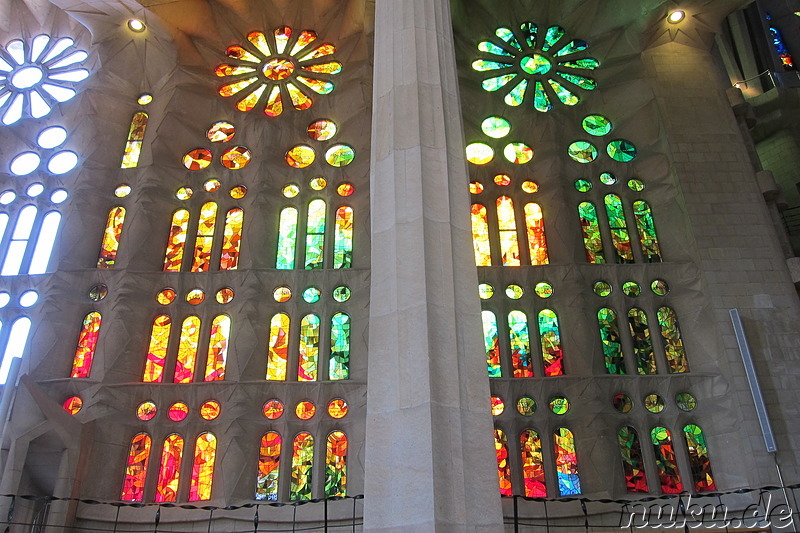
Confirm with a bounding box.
[505,284,523,299]
[521,181,539,193]
[183,148,213,170]
[176,186,193,199]
[203,179,221,192]
[115,184,131,198]
[494,174,511,186]
[37,126,67,148]
[651,279,669,296]
[593,281,612,297]
[535,282,553,298]
[273,286,292,302]
[622,282,641,297]
[470,181,484,194]
[302,287,321,303]
[517,396,536,416]
[478,283,494,299]
[327,398,348,418]
[628,178,645,191]
[309,177,327,190]
[599,172,617,185]
[157,288,176,305]
[63,396,83,415]
[186,289,205,305]
[0,293,9,308]
[574,179,592,192]
[168,402,189,421]
[307,119,337,141]
[504,142,533,164]
[286,145,315,168]
[582,115,612,136]
[200,400,221,420]
[644,394,664,413]
[333,286,351,302]
[137,401,157,421]
[88,284,108,301]
[676,392,697,412]
[466,143,493,165]
[491,396,504,416]
[481,116,511,138]
[230,185,247,199]
[50,189,68,203]
[549,396,569,415]
[207,121,236,142]
[263,399,284,420]
[215,288,234,304]
[221,146,251,169]
[26,183,44,197]
[567,141,597,163]
[607,140,637,162]
[337,183,354,197]
[613,393,632,413]
[10,152,40,175]
[325,144,355,167]
[282,184,300,198]
[0,191,15,204]
[296,400,316,420]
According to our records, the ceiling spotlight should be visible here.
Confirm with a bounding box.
[667,10,686,24]
[127,19,146,32]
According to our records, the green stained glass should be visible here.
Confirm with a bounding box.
[542,25,565,51]
[548,79,580,105]
[302,287,321,303]
[607,140,637,162]
[583,115,612,136]
[504,142,533,164]
[604,194,634,263]
[651,427,683,494]
[593,281,611,297]
[305,199,326,270]
[325,144,355,167]
[578,202,605,263]
[622,282,641,297]
[574,179,592,192]
[520,54,551,75]
[472,59,512,72]
[519,21,537,48]
[482,116,511,138]
[533,81,551,112]
[333,286,351,302]
[554,39,588,57]
[506,284,524,299]
[478,41,514,57]
[600,172,617,185]
[504,79,528,106]
[517,396,536,416]
[613,394,632,413]
[290,433,314,501]
[325,431,347,497]
[508,310,533,377]
[628,179,645,191]
[538,309,563,376]
[676,393,696,412]
[628,308,656,375]
[334,206,354,269]
[495,27,522,50]
[644,394,664,413]
[598,308,625,374]
[568,141,597,164]
[535,282,553,298]
[651,279,669,296]
[330,313,350,380]
[276,207,298,269]
[479,283,494,299]
[683,424,716,492]
[557,72,597,90]
[548,396,569,414]
[633,201,662,262]
[560,58,600,70]
[298,314,320,381]
[658,306,689,373]
[618,426,649,493]
[483,73,517,92]
[482,311,501,377]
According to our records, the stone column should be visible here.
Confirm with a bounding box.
[363,0,504,532]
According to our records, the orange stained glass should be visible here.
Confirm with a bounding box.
[163,209,190,271]
[286,145,315,168]
[298,43,336,61]
[215,64,256,77]
[220,208,243,270]
[121,433,151,501]
[265,86,283,117]
[204,315,231,381]
[174,316,200,383]
[471,204,491,266]
[191,202,218,272]
[497,197,520,266]
[200,400,221,420]
[287,82,312,111]
[143,315,171,383]
[337,183,354,197]
[291,30,318,55]
[290,433,314,501]
[325,431,347,497]
[263,58,295,80]
[215,288,234,304]
[186,289,205,305]
[120,112,148,169]
[334,206,353,269]
[189,433,217,501]
[220,146,252,169]
[247,31,272,55]
[204,179,221,192]
[303,61,342,74]
[226,44,259,62]
[307,119,337,140]
[256,432,281,501]
[520,429,547,497]
[97,207,126,268]
[263,399,284,420]
[524,203,549,265]
[155,434,184,503]
[296,400,316,420]
[168,402,189,422]
[327,398,348,418]
[274,25,292,53]
[63,396,82,415]
[182,148,213,170]
[267,313,290,380]
[156,288,176,305]
[298,314,320,381]
[218,77,258,97]
[230,185,247,199]
[71,311,102,378]
[297,77,334,95]
[207,121,235,142]
[494,429,513,496]
[237,84,267,112]
[137,401,157,421]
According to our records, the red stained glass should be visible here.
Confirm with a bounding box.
[337,183,354,197]
[520,429,546,497]
[137,401,157,421]
[121,433,151,501]
[182,148,212,171]
[204,315,231,381]
[524,203,548,265]
[189,432,217,501]
[618,426,649,493]
[256,432,281,501]
[168,402,189,422]
[219,209,243,271]
[651,427,683,494]
[684,424,716,492]
[327,398,348,419]
[155,434,184,502]
[71,311,101,378]
[494,429,513,496]
[163,209,190,272]
[263,399,284,420]
[296,400,316,420]
[63,396,82,414]
[97,207,126,268]
[191,202,218,273]
[143,315,171,383]
[200,400,221,420]
[220,146,251,169]
[174,316,200,383]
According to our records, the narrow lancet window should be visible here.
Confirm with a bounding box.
[220,208,243,270]
[290,432,314,501]
[333,206,353,268]
[174,316,200,383]
[255,432,281,501]
[651,427,682,493]
[633,200,661,262]
[191,202,218,272]
[121,433,151,502]
[578,202,604,263]
[305,199,326,269]
[120,112,148,168]
[330,312,350,380]
[520,429,546,497]
[276,207,298,269]
[325,431,347,497]
[657,307,689,373]
[204,315,231,381]
[298,313,320,381]
[267,313,290,380]
[604,194,633,263]
[618,426,648,493]
[163,209,190,271]
[3,205,37,275]
[554,427,581,496]
[471,204,492,266]
[29,211,61,274]
[497,196,520,266]
[598,308,624,375]
[97,207,126,269]
[71,311,102,378]
[482,310,501,377]
[508,310,533,377]
[155,434,184,503]
[494,429,513,496]
[538,309,563,376]
[143,315,171,383]
[683,424,716,492]
[628,308,656,375]
[189,432,217,501]
[524,202,548,265]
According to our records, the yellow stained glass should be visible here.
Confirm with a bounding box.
[200,400,221,420]
[298,314,320,381]
[297,76,334,94]
[191,202,218,273]
[215,64,256,77]
[189,433,217,501]
[226,45,260,63]
[256,432,281,501]
[173,316,200,384]
[287,82,312,111]
[186,289,205,305]
[121,433,151,502]
[267,313,289,380]
[327,399,348,418]
[120,112,148,169]
[325,431,347,497]
[163,209,190,271]
[204,315,231,382]
[220,208,243,270]
[63,396,82,415]
[246,31,272,56]
[143,315,171,383]
[182,148,213,170]
[524,203,549,265]
[291,433,314,501]
[155,434,183,503]
[290,30,318,55]
[71,311,101,378]
[286,145,315,168]
[298,43,335,61]
[97,207,126,268]
[497,196,520,266]
[156,288,176,305]
[296,400,316,420]
[303,61,342,74]
[207,121,235,142]
[221,146,251,169]
[219,77,257,97]
[466,143,494,165]
[265,86,283,117]
[263,400,284,420]
[237,83,267,112]
[274,26,292,54]
[471,204,491,266]
[137,401,157,421]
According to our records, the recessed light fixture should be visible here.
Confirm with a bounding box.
[127,19,146,32]
[667,10,686,24]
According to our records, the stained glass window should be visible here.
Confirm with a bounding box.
[604,195,633,264]
[298,314,320,381]
[657,307,689,373]
[554,428,581,496]
[28,211,61,275]
[189,432,217,501]
[618,426,648,493]
[143,315,171,383]
[71,311,101,378]
[305,199,326,269]
[220,208,243,270]
[508,311,532,377]
[256,432,281,501]
[204,315,231,381]
[520,429,546,497]
[97,207,126,268]
[683,424,716,492]
[330,312,350,380]
[120,112,148,168]
[628,308,656,375]
[174,316,200,383]
[632,201,662,262]
[651,427,682,494]
[2,205,36,275]
[497,196,520,266]
[471,204,491,266]
[334,206,353,268]
[155,434,184,503]
[163,209,190,272]
[578,202,604,263]
[538,309,563,376]
[121,433,151,502]
[291,432,314,501]
[325,431,347,497]
[598,308,624,375]
[276,207,298,269]
[494,429,512,496]
[191,202,218,272]
[267,313,290,380]
[482,310,501,377]
[523,203,548,265]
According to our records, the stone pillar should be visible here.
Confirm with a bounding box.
[363,0,504,531]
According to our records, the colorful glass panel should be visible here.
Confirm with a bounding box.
[520,429,546,497]
[276,207,298,269]
[137,401,157,421]
[578,202,604,263]
[120,112,148,168]
[71,311,101,378]
[191,202,218,272]
[328,399,348,418]
[554,428,581,496]
[263,400,284,420]
[330,312,350,380]
[256,432,281,501]
[494,429,512,496]
[633,200,662,262]
[97,207,126,268]
[305,199,326,270]
[618,426,648,493]
[482,310,501,378]
[155,434,184,503]
[657,307,689,373]
[204,315,231,381]
[267,313,290,380]
[143,315,171,383]
[524,203,548,265]
[651,427,683,494]
[628,308,656,375]
[168,402,189,421]
[538,309,563,376]
[199,400,221,420]
[220,208,243,270]
[683,424,716,492]
[604,194,633,264]
[291,433,314,501]
[598,308,624,375]
[497,197,520,266]
[189,433,217,501]
[334,206,353,269]
[298,314,320,381]
[508,311,533,378]
[471,204,491,266]
[163,209,190,272]
[121,433,151,501]
[325,431,347,497]
[174,316,200,383]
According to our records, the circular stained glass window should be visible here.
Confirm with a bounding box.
[333,286,351,302]
[207,121,235,143]
[176,186,192,200]
[230,185,247,199]
[63,396,82,415]
[0,293,9,308]
[282,184,300,198]
[309,177,327,190]
[307,119,337,141]
[168,402,188,421]
[535,282,553,299]
[599,172,617,185]
[582,115,612,136]
[549,396,569,415]
[610,393,632,413]
[470,181,484,194]
[676,392,697,412]
[574,179,592,192]
[302,287,321,303]
[137,401,157,421]
[200,400,221,420]
[183,148,212,170]
[10,152,40,175]
[494,174,511,186]
[50,189,68,203]
[137,93,153,105]
[521,181,539,193]
[115,184,131,198]
[567,141,597,163]
[273,286,292,302]
[263,399,285,419]
[157,288,176,305]
[505,284,523,299]
[0,191,15,204]
[215,287,234,304]
[504,142,533,164]
[607,140,637,162]
[286,145,315,168]
[337,183,354,197]
[296,400,316,420]
[651,279,669,296]
[203,179,221,192]
[628,178,645,192]
[19,291,38,307]
[622,282,641,297]
[481,116,511,138]
[644,394,665,413]
[466,143,494,165]
[327,398,348,418]
[490,396,504,416]
[26,183,44,197]
[325,144,355,167]
[593,281,612,297]
[517,396,536,416]
[186,289,205,305]
[478,283,494,299]
[37,126,67,148]
[88,284,108,302]
[221,146,251,169]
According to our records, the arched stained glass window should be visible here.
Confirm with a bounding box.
[255,432,281,501]
[155,434,184,503]
[633,200,661,262]
[191,202,218,272]
[538,309,563,376]
[598,308,624,375]
[333,206,353,268]
[325,431,347,497]
[471,204,491,266]
[657,307,689,373]
[305,199,326,269]
[276,207,298,269]
[267,313,290,380]
[508,311,532,377]
[618,426,648,493]
[497,196,520,266]
[298,313,320,381]
[143,315,171,383]
[578,202,604,263]
[164,209,190,272]
[0,317,31,383]
[524,203,548,265]
[520,429,546,497]
[683,424,716,492]
[204,314,231,381]
[96,206,126,269]
[290,432,314,501]
[604,194,633,264]
[330,312,350,380]
[29,211,61,274]
[482,310,501,377]
[219,208,243,270]
[189,432,217,501]
[174,316,200,383]
[651,427,682,494]
[120,112,148,168]
[121,433,151,502]
[2,205,37,275]
[71,311,101,378]
[554,428,581,496]
[494,429,513,496]
[628,308,656,375]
